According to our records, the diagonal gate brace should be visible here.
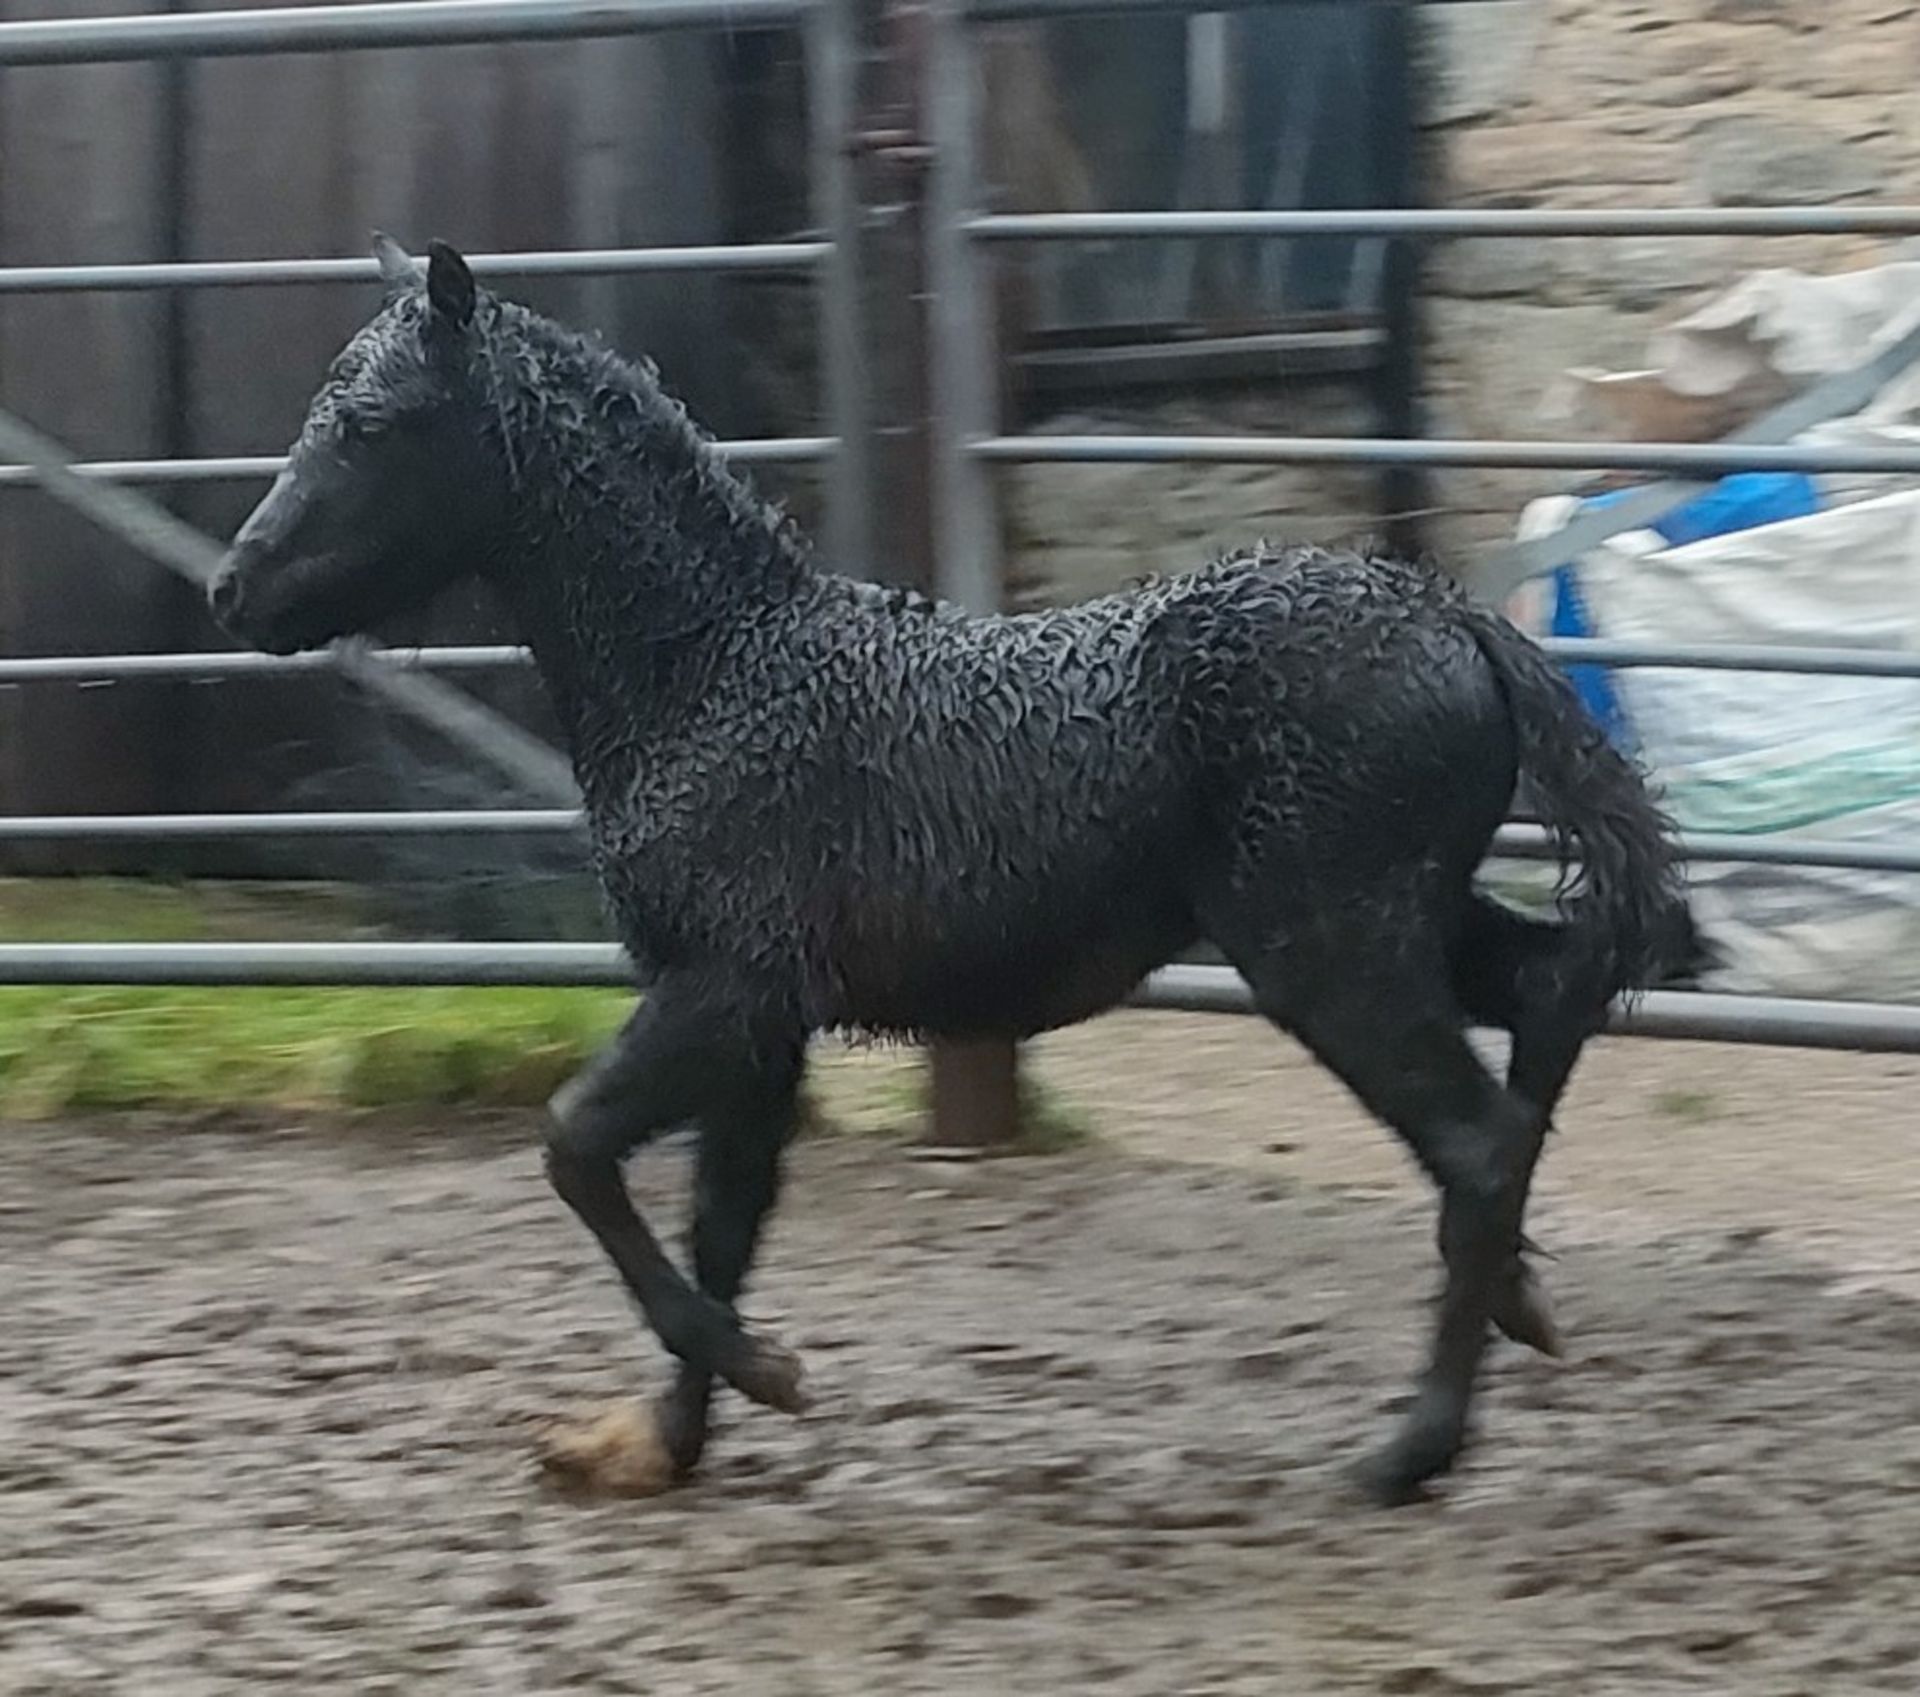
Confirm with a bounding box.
[1479,311,1920,604]
[0,403,580,807]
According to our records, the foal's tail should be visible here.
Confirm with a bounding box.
[1461,604,1696,1003]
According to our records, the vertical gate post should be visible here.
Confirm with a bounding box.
[915,0,1022,1148]
[1371,0,1428,559]
[922,0,1000,621]
[808,0,876,578]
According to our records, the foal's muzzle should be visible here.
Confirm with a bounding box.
[206,543,300,653]
[206,561,244,629]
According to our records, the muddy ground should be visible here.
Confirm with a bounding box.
[3,1012,1919,1695]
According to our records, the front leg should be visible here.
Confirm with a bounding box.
[656,1051,805,1476]
[543,985,807,1415]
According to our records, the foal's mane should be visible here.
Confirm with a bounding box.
[470,292,814,641]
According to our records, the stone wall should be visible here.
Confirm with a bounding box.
[1000,0,1920,605]
[1001,387,1387,609]
[1422,0,1918,579]
[983,16,1401,609]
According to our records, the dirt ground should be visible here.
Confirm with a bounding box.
[3,1012,1919,1695]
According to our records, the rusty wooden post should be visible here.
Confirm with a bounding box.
[861,0,1021,1149]
[923,0,1020,1149]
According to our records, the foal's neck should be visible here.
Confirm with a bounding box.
[483,303,812,734]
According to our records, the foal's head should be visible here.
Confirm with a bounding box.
[209,237,505,654]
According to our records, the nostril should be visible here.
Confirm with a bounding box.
[208,569,241,623]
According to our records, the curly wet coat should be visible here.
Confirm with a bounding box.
[211,239,1696,1505]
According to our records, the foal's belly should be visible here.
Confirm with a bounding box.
[829,906,1197,1040]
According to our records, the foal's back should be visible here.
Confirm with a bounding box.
[616,548,1508,1037]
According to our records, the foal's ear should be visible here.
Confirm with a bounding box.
[371,231,419,298]
[426,239,477,330]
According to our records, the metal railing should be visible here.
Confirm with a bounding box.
[8,636,1920,686]
[2,0,1918,1054]
[972,207,1920,241]
[975,435,1920,477]
[11,806,1920,883]
[0,246,829,295]
[4,807,1918,875]
[919,0,1920,1052]
[0,0,814,64]
[0,0,872,572]
[0,943,1913,1055]
[0,441,835,489]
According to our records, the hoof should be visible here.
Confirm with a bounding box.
[1352,1411,1464,1509]
[1350,1446,1437,1509]
[656,1375,715,1479]
[1491,1266,1565,1359]
[535,1402,679,1500]
[716,1331,809,1415]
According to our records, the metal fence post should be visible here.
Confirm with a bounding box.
[1371,0,1426,556]
[923,0,1000,619]
[809,0,876,576]
[5,0,1920,1060]
[920,0,1021,1147]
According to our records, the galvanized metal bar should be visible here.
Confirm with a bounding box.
[1540,638,1920,680]
[968,208,1920,241]
[1491,826,1920,878]
[1481,314,1920,602]
[0,810,584,841]
[1015,326,1387,391]
[0,405,578,804]
[0,941,637,987]
[1128,965,1920,1053]
[0,809,1910,874]
[327,641,579,806]
[0,647,532,684]
[808,0,874,576]
[0,439,837,488]
[974,435,1920,476]
[969,0,1542,16]
[6,635,1918,687]
[1605,992,1920,1050]
[0,456,287,488]
[0,245,829,295]
[924,0,1001,618]
[0,0,813,67]
[0,945,1912,1051]
[0,410,231,585]
[1371,0,1426,556]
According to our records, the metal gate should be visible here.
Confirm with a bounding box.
[2,0,1919,1056]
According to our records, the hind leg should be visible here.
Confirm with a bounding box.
[1454,897,1608,1356]
[1475,1003,1594,1356]
[1236,932,1540,1504]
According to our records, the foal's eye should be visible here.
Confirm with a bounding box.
[339,414,387,445]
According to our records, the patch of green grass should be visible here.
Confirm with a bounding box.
[0,880,1096,1138]
[0,878,633,1118]
[1654,1086,1718,1124]
[1011,1079,1097,1155]
[0,986,632,1119]
[0,876,364,943]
